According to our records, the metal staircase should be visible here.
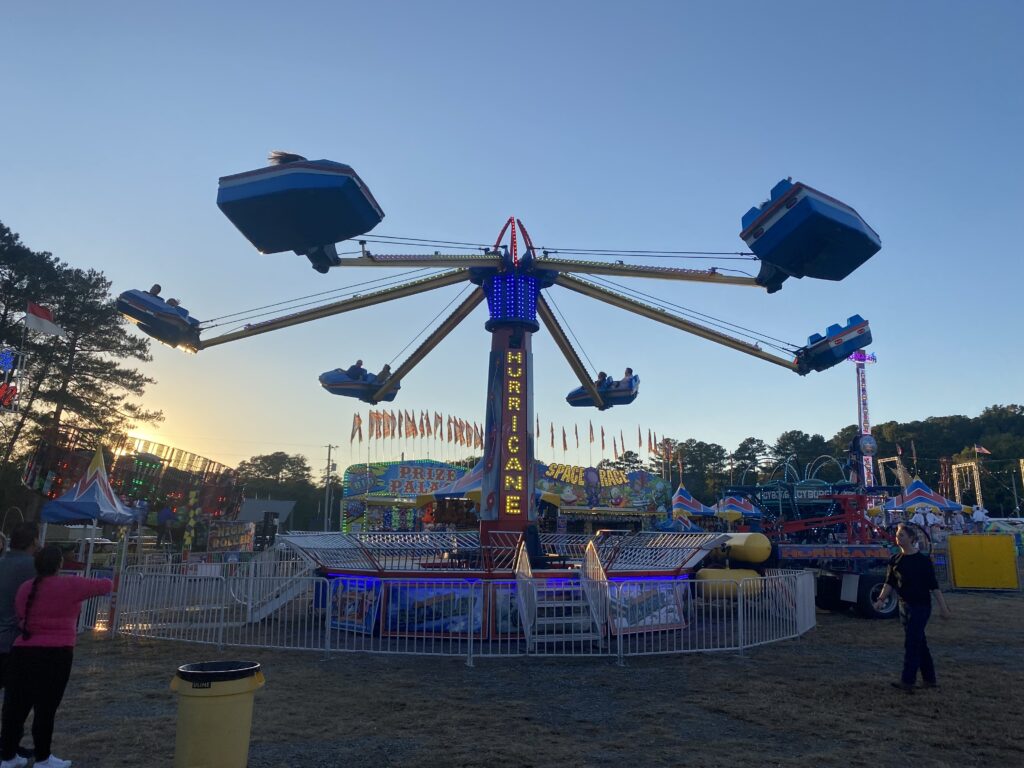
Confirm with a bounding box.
[528,580,601,651]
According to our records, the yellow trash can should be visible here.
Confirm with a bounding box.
[170,661,265,768]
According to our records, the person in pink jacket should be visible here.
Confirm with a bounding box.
[0,544,112,768]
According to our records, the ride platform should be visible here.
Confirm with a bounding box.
[217,159,384,257]
[741,178,881,292]
[116,289,201,350]
[566,374,640,409]
[319,369,399,403]
[795,314,872,374]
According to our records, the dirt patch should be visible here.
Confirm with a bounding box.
[40,591,1024,767]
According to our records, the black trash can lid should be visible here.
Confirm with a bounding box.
[176,661,261,683]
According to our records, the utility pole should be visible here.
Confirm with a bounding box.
[323,444,337,532]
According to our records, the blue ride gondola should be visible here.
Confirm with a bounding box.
[217,157,385,273]
[740,179,881,293]
[319,369,400,404]
[116,290,200,350]
[566,375,640,409]
[794,315,871,374]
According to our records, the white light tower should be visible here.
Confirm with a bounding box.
[849,351,877,487]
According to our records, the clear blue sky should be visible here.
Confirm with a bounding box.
[2,1,1021,474]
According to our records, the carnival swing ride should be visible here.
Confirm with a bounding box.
[117,153,880,554]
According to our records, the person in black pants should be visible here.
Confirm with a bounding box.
[1,545,112,768]
[873,523,951,693]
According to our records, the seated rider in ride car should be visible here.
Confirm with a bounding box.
[595,371,609,388]
[374,363,391,383]
[346,359,367,380]
[617,367,634,388]
[147,284,161,297]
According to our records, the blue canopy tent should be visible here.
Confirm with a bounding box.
[41,448,137,526]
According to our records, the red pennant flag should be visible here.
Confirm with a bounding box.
[398,411,404,437]
[638,425,642,449]
[574,424,579,449]
[647,429,653,453]
[350,413,360,443]
[620,429,625,453]
[447,416,453,443]
[536,414,540,439]
[613,437,619,460]
[434,412,442,435]
[550,422,554,449]
[601,427,605,451]
[589,421,594,444]
[562,427,567,452]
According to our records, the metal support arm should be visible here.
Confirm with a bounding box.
[370,287,487,403]
[536,295,605,409]
[336,253,501,269]
[198,270,470,349]
[537,257,760,287]
[555,274,798,371]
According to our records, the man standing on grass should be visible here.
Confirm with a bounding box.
[873,523,951,693]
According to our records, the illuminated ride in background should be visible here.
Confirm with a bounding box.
[117,155,880,550]
[848,350,878,487]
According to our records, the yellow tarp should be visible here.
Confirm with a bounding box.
[947,534,1020,590]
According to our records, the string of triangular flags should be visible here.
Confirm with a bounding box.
[350,412,676,459]
[350,410,486,450]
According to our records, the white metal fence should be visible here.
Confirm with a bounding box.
[111,566,815,662]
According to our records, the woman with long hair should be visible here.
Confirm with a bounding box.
[0,544,112,768]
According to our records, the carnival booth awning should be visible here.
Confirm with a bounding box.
[416,459,562,508]
[671,483,715,519]
[41,448,137,525]
[713,496,764,522]
[882,478,962,513]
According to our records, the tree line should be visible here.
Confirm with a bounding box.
[600,404,1024,514]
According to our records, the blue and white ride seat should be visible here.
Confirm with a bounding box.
[217,159,384,258]
[116,289,201,350]
[794,314,872,374]
[566,375,640,409]
[318,369,400,404]
[740,179,881,293]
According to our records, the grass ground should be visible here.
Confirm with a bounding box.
[35,590,1024,767]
